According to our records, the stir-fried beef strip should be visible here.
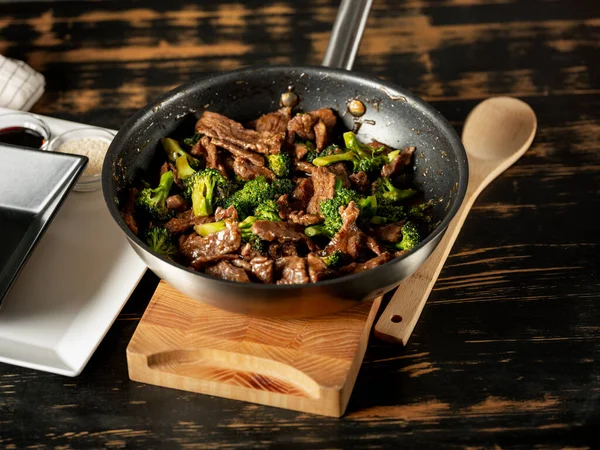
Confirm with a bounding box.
[214,205,238,221]
[233,157,276,181]
[349,171,369,193]
[275,256,309,285]
[179,222,241,261]
[307,167,336,215]
[131,106,433,285]
[165,210,214,234]
[196,111,283,155]
[250,107,291,134]
[250,256,274,283]
[200,136,227,176]
[381,146,416,178]
[166,195,186,211]
[206,260,251,283]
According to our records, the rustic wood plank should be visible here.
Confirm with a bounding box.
[0,0,599,447]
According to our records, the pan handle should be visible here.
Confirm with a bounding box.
[321,0,373,71]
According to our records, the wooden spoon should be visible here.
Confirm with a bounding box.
[374,96,537,345]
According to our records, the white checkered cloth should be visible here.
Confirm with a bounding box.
[0,55,45,111]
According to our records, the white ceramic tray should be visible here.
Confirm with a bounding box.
[0,107,147,376]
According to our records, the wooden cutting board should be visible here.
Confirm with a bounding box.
[127,281,382,417]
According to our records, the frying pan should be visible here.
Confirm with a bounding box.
[102,0,468,318]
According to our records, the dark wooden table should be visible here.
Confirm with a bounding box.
[1,0,599,447]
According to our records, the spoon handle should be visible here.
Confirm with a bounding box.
[373,178,481,345]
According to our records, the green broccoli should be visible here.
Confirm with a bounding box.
[144,226,177,257]
[370,204,406,224]
[409,200,434,223]
[175,155,197,180]
[304,224,334,239]
[238,216,265,253]
[193,221,227,237]
[270,178,295,199]
[300,140,317,163]
[254,200,281,222]
[312,132,387,174]
[183,132,202,148]
[221,176,273,219]
[185,168,230,217]
[135,171,175,221]
[319,250,345,268]
[266,152,291,178]
[357,195,378,219]
[395,221,420,251]
[386,149,401,162]
[373,177,417,204]
[161,137,201,169]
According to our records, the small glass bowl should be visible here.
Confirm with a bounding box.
[0,112,52,149]
[44,127,115,192]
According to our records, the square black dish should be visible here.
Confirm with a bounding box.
[0,143,87,306]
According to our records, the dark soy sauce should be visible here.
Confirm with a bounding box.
[0,127,46,149]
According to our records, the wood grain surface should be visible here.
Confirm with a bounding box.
[1,0,599,448]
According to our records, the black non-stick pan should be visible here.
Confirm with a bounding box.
[102,0,468,318]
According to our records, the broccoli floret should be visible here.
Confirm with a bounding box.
[370,204,406,224]
[357,195,378,218]
[254,200,281,222]
[409,200,434,223]
[175,155,196,180]
[319,250,344,268]
[305,224,334,239]
[193,221,227,237]
[221,176,273,219]
[395,221,420,251]
[238,216,265,253]
[312,132,387,174]
[373,177,418,204]
[386,149,401,162]
[270,178,295,199]
[185,168,230,217]
[266,152,291,178]
[161,137,201,169]
[144,227,177,257]
[135,171,175,221]
[183,132,202,148]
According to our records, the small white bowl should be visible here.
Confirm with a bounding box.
[44,127,115,192]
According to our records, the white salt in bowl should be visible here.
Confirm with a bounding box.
[44,127,115,192]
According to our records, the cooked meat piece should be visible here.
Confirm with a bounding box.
[200,136,227,176]
[281,242,298,256]
[381,146,415,178]
[307,167,336,215]
[349,171,369,194]
[166,195,186,211]
[190,140,205,157]
[230,258,252,271]
[233,157,276,181]
[159,161,170,177]
[314,120,328,151]
[293,142,310,160]
[364,233,384,256]
[348,252,393,273]
[123,187,139,235]
[369,140,393,152]
[179,222,241,261]
[306,253,337,283]
[327,163,350,188]
[295,160,315,174]
[289,211,322,226]
[268,242,281,260]
[325,201,361,258]
[250,107,291,133]
[164,210,214,234]
[211,137,265,167]
[251,221,305,243]
[189,253,238,270]
[206,261,250,283]
[370,223,403,243]
[250,256,274,283]
[241,242,263,260]
[292,178,314,210]
[160,161,183,187]
[287,108,336,144]
[276,194,291,220]
[275,256,309,285]
[214,205,238,221]
[196,111,283,155]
